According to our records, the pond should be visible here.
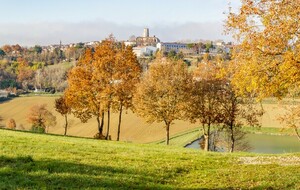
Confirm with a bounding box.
[185,134,300,154]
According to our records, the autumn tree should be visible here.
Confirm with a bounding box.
[226,0,300,98]
[65,36,140,140]
[278,105,300,141]
[113,45,141,141]
[6,119,16,129]
[2,45,12,55]
[66,36,121,140]
[134,56,192,145]
[16,58,35,90]
[55,96,71,136]
[218,84,263,152]
[27,104,57,133]
[186,56,224,151]
[65,48,106,138]
[92,36,119,140]
[226,0,300,139]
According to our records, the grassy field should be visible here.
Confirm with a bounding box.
[0,96,296,145]
[0,129,299,189]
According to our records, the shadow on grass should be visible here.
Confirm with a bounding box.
[0,155,177,189]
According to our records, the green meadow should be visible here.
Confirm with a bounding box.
[0,129,299,189]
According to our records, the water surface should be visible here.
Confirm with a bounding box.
[186,134,300,154]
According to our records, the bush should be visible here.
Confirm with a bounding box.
[31,124,45,133]
[6,119,16,129]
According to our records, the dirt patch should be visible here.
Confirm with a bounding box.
[239,156,300,166]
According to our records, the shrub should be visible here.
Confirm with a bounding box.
[6,119,16,129]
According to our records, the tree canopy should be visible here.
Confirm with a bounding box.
[226,0,300,99]
[134,56,192,145]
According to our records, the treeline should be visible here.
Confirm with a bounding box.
[0,43,87,92]
[0,43,85,64]
[0,57,70,93]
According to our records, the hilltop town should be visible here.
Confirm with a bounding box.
[1,28,232,61]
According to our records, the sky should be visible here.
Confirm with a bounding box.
[0,0,241,46]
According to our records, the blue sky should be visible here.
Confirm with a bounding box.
[0,0,241,46]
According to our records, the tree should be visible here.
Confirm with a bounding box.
[186,59,224,151]
[92,36,119,140]
[2,45,12,55]
[16,58,35,90]
[65,36,140,140]
[226,0,300,139]
[278,106,300,141]
[219,84,263,152]
[6,119,16,129]
[27,104,57,133]
[134,56,192,145]
[113,44,141,141]
[55,96,71,136]
[65,37,119,140]
[33,45,43,54]
[226,0,300,99]
[0,49,5,58]
[65,48,106,138]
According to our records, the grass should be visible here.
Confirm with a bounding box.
[0,129,299,189]
[152,127,202,147]
[243,126,295,136]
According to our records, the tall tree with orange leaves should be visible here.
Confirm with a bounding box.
[65,35,141,140]
[113,44,141,141]
[65,47,107,138]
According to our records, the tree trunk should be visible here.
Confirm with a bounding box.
[117,103,123,141]
[166,123,170,145]
[96,115,101,135]
[106,106,111,140]
[294,128,300,141]
[203,125,210,151]
[64,114,68,136]
[100,112,104,135]
[229,126,235,153]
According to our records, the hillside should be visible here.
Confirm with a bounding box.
[0,129,299,189]
[0,96,198,143]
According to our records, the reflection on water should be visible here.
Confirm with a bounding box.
[247,134,300,154]
[186,134,300,154]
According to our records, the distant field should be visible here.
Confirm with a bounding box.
[0,96,198,143]
[0,129,299,189]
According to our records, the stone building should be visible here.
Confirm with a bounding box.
[136,28,160,47]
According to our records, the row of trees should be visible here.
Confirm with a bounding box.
[55,36,263,152]
[134,54,263,151]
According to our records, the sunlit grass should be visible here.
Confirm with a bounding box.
[0,129,299,189]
